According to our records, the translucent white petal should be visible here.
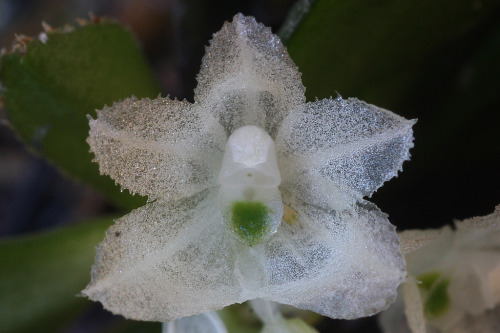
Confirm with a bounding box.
[378,286,414,333]
[235,198,405,319]
[399,229,443,255]
[400,206,500,331]
[403,281,427,333]
[451,206,500,314]
[88,96,226,200]
[276,97,415,206]
[194,14,305,138]
[442,306,500,333]
[82,190,246,321]
[83,190,405,321]
[454,203,500,235]
[162,312,227,333]
[404,226,455,276]
[249,299,282,324]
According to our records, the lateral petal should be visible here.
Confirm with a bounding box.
[88,96,226,200]
[82,190,245,321]
[276,97,415,207]
[235,197,406,319]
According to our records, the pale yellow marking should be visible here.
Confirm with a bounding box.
[283,204,297,224]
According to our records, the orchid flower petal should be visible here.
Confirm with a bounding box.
[82,189,404,320]
[276,97,415,207]
[194,14,305,137]
[402,281,426,333]
[88,96,226,200]
[82,190,246,321]
[399,229,443,255]
[253,199,405,319]
[446,306,500,333]
[380,205,500,333]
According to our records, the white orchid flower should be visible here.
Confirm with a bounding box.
[379,205,500,333]
[82,14,414,322]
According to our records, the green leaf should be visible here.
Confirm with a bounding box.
[286,0,500,108]
[0,217,114,333]
[0,21,161,208]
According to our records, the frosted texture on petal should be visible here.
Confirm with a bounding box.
[83,190,405,321]
[194,14,305,138]
[404,227,454,276]
[82,190,246,321]
[163,312,227,333]
[236,197,405,319]
[88,96,226,199]
[454,203,500,233]
[276,97,415,206]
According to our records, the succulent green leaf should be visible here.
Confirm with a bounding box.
[0,217,114,333]
[286,0,500,108]
[0,21,161,208]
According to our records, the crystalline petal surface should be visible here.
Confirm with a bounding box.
[240,198,405,319]
[82,190,246,321]
[82,190,404,320]
[194,14,305,137]
[276,97,415,208]
[88,96,226,200]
